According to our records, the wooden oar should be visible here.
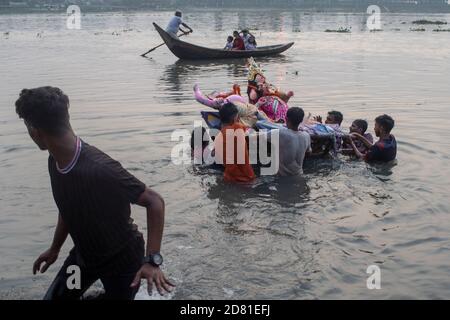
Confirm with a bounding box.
[141,31,191,57]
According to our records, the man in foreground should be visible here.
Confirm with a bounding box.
[16,86,173,300]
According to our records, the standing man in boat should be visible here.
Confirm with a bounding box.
[16,86,174,300]
[166,10,193,38]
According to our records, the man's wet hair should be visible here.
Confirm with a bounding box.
[175,10,182,17]
[227,36,233,42]
[190,126,210,150]
[219,103,238,125]
[375,114,395,133]
[353,119,368,133]
[233,30,239,36]
[286,107,305,128]
[328,110,343,125]
[15,86,70,136]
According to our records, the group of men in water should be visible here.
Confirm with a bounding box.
[192,59,397,183]
[13,13,395,301]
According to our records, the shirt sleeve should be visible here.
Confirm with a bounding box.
[99,158,146,204]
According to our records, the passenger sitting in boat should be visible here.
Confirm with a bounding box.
[349,114,397,162]
[342,119,373,156]
[240,29,255,49]
[214,103,256,183]
[246,36,257,50]
[166,10,193,37]
[224,36,234,50]
[232,31,245,51]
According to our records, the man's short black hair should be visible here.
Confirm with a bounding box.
[353,119,368,133]
[219,103,238,124]
[175,10,182,17]
[375,114,395,133]
[286,107,305,128]
[15,86,70,136]
[328,110,343,125]
[233,30,239,36]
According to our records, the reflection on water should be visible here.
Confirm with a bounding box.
[1,10,450,300]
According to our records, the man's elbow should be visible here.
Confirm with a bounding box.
[140,188,165,210]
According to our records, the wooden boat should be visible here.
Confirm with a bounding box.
[153,23,294,60]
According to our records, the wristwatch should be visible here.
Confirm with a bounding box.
[144,253,163,267]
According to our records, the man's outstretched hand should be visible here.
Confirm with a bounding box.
[33,248,59,274]
[130,264,175,296]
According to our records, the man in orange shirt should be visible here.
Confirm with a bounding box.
[214,103,255,183]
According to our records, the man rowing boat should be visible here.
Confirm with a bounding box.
[166,10,193,38]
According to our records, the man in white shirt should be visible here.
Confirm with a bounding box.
[166,11,193,37]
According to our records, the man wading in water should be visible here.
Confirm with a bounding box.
[15,86,174,300]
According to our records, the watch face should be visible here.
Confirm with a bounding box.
[152,253,163,265]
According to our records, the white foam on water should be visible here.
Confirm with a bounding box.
[134,278,180,300]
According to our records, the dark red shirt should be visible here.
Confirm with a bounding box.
[233,37,245,50]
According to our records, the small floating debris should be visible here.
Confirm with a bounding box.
[369,29,383,32]
[410,27,426,32]
[391,28,401,31]
[112,31,120,36]
[325,27,351,33]
[412,19,447,25]
[433,28,450,32]
[401,22,407,24]
[36,31,44,38]
[293,28,301,33]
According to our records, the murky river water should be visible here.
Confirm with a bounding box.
[0,10,449,299]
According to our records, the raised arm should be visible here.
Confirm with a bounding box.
[181,22,193,33]
[130,187,174,295]
[33,213,68,274]
[349,138,366,160]
[350,132,373,149]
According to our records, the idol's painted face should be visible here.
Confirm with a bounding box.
[255,74,266,85]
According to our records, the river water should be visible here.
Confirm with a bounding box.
[0,10,449,299]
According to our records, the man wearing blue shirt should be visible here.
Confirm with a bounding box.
[349,114,397,162]
[166,11,193,37]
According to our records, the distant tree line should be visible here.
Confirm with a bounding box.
[3,0,450,11]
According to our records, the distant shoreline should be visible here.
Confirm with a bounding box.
[1,5,450,15]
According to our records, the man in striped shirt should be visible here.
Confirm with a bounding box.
[16,86,174,300]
